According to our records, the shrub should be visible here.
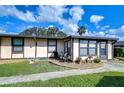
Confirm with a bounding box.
[75,57,81,64]
[93,58,101,63]
[114,48,124,57]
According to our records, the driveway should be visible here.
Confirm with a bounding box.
[0,62,124,85]
[104,62,124,72]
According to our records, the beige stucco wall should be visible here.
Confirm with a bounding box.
[36,39,47,58]
[12,54,23,58]
[73,39,79,61]
[57,40,64,55]
[1,37,11,59]
[108,41,113,59]
[24,38,36,58]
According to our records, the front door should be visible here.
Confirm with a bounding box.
[100,41,107,59]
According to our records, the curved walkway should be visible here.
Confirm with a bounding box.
[0,62,124,85]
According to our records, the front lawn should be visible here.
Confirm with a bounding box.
[0,60,70,77]
[1,71,124,87]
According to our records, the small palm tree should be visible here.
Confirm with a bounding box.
[77,26,86,36]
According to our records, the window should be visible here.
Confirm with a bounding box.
[64,40,71,55]
[80,48,87,56]
[100,42,106,55]
[48,39,56,53]
[64,41,68,53]
[79,40,97,56]
[12,38,23,53]
[48,46,56,52]
[80,40,88,56]
[89,41,97,55]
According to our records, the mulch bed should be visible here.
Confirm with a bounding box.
[49,59,104,69]
[113,59,124,64]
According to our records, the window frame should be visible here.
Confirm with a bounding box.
[64,40,71,55]
[12,38,24,53]
[48,39,57,53]
[100,41,107,56]
[79,39,97,56]
[79,40,88,56]
[89,40,97,56]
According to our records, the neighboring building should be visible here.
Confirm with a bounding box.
[114,41,124,56]
[0,34,118,61]
[114,41,124,49]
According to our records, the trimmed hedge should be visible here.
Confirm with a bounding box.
[114,48,124,57]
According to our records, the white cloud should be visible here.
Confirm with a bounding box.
[85,25,124,41]
[96,31,105,37]
[0,6,85,35]
[61,6,84,34]
[101,25,110,30]
[0,6,36,22]
[48,25,54,28]
[108,25,124,35]
[85,30,105,37]
[69,6,84,23]
[62,23,78,35]
[90,15,104,25]
[37,5,67,22]
[37,6,84,35]
[97,25,124,40]
[0,27,6,33]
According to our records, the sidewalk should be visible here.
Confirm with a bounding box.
[0,62,124,85]
[0,67,107,85]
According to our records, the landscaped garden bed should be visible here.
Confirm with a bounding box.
[49,58,104,69]
[1,71,124,87]
[113,57,124,64]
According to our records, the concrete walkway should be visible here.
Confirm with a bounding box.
[0,62,124,85]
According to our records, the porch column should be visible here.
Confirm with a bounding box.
[108,41,112,59]
[73,39,79,61]
[97,41,100,58]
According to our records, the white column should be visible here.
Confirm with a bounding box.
[73,39,79,61]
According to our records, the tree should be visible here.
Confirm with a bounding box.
[19,27,47,36]
[57,31,67,37]
[48,27,58,36]
[77,26,86,36]
[19,27,67,37]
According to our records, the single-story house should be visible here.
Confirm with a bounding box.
[0,34,118,61]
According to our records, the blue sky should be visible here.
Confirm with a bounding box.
[0,5,124,40]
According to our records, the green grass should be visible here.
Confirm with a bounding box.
[0,61,70,77]
[1,71,124,87]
